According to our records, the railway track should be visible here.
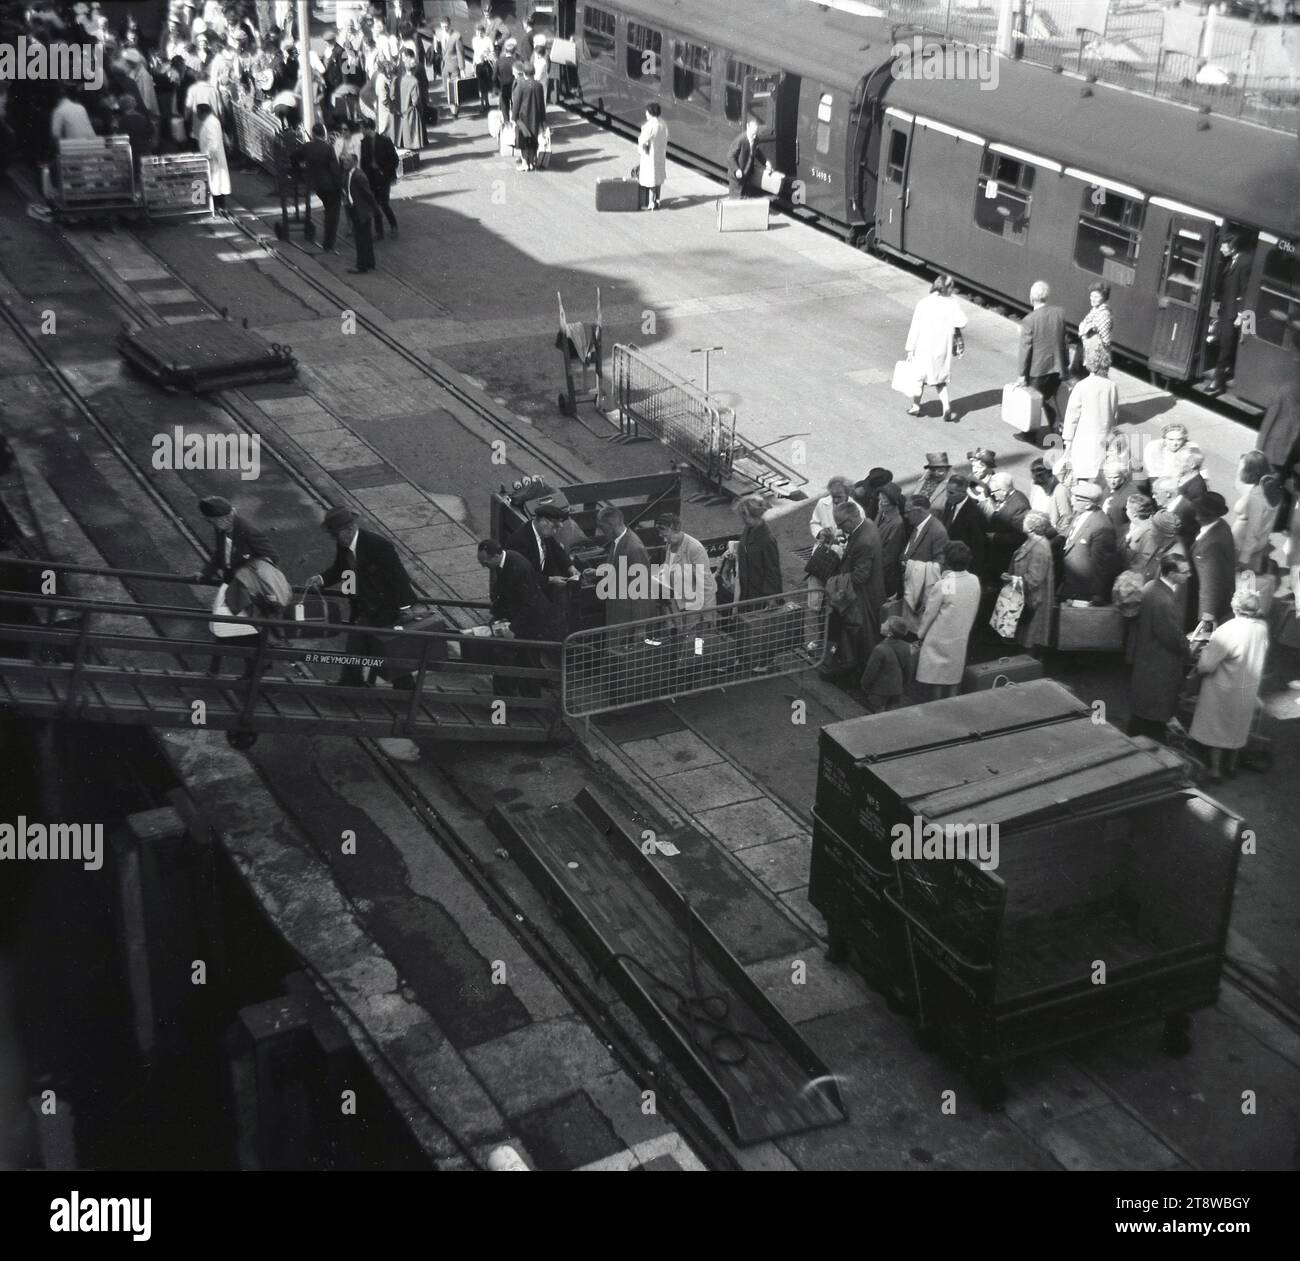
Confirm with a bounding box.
[0,200,741,1171]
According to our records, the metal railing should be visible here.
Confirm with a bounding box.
[610,344,738,489]
[882,1,1300,133]
[561,587,829,718]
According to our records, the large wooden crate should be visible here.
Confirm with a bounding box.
[54,137,137,212]
[813,680,1245,1093]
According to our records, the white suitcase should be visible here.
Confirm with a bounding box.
[1001,382,1044,432]
[498,121,516,157]
[760,168,786,196]
[487,108,503,139]
[717,196,769,232]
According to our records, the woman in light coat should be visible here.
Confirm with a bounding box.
[372,56,397,143]
[904,273,966,422]
[1190,590,1270,781]
[195,103,231,207]
[1230,450,1280,573]
[656,514,716,631]
[1062,344,1119,482]
[916,540,981,698]
[1007,512,1055,651]
[637,103,668,210]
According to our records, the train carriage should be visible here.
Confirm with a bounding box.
[566,0,1299,410]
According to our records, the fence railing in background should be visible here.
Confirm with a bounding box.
[882,1,1299,133]
[561,587,829,717]
[610,344,738,489]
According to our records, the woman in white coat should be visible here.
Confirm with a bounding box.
[1229,450,1280,573]
[916,540,981,698]
[1190,590,1269,781]
[904,273,966,422]
[195,103,231,210]
[655,514,717,632]
[1062,343,1120,482]
[637,103,668,210]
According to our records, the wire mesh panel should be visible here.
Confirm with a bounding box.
[611,344,737,487]
[562,587,829,717]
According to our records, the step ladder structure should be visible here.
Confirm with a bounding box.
[0,567,561,747]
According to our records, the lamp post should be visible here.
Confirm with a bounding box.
[690,345,724,394]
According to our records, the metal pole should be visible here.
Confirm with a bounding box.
[691,345,723,395]
[995,0,1017,60]
[297,0,316,137]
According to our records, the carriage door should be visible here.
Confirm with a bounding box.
[1149,214,1213,379]
[876,110,912,252]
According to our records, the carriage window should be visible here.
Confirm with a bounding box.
[1161,227,1207,305]
[885,129,908,185]
[1074,187,1144,283]
[815,93,833,154]
[627,21,662,83]
[975,151,1034,243]
[672,40,712,108]
[724,57,757,123]
[1255,244,1300,351]
[582,5,615,62]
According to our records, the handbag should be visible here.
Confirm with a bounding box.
[989,575,1025,639]
[170,116,186,143]
[804,543,841,582]
[291,582,333,638]
[210,583,255,639]
[952,329,965,359]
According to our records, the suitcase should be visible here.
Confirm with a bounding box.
[960,654,1044,693]
[892,359,923,398]
[717,196,769,232]
[595,176,642,212]
[549,37,577,66]
[498,122,516,157]
[1001,381,1043,432]
[396,148,420,178]
[1052,602,1127,652]
[736,601,803,667]
[535,126,552,169]
[677,628,739,681]
[487,107,503,139]
[760,168,786,197]
[450,74,479,111]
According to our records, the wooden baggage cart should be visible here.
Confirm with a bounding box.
[44,137,140,221]
[814,680,1245,1104]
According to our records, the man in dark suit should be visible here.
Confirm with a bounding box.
[505,501,579,627]
[1207,234,1250,396]
[821,500,884,679]
[1190,491,1236,628]
[901,494,949,565]
[495,37,517,121]
[477,537,565,697]
[194,496,278,584]
[595,505,656,651]
[1017,279,1069,432]
[984,473,1032,582]
[359,117,399,238]
[341,153,378,274]
[1059,483,1118,603]
[1128,556,1192,742]
[726,117,771,197]
[941,475,986,577]
[1101,461,1139,537]
[292,123,342,251]
[307,506,416,686]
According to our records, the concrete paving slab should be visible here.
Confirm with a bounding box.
[744,955,872,1024]
[1001,1060,1113,1142]
[655,762,765,812]
[734,835,813,894]
[397,522,475,552]
[694,797,806,851]
[1037,1102,1185,1172]
[618,731,725,778]
[779,887,826,938]
[584,1070,676,1151]
[293,428,380,471]
[512,1091,625,1171]
[253,395,338,419]
[462,1016,620,1118]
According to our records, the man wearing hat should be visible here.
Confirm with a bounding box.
[320,28,346,124]
[850,468,892,522]
[1190,491,1235,629]
[1059,481,1117,603]
[967,449,996,486]
[307,508,417,687]
[916,453,953,511]
[506,501,579,594]
[195,497,278,585]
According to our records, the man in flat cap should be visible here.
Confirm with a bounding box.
[307,507,416,687]
[195,496,278,585]
[916,452,952,510]
[505,500,580,621]
[1059,481,1117,604]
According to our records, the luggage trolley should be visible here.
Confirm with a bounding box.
[555,288,603,417]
